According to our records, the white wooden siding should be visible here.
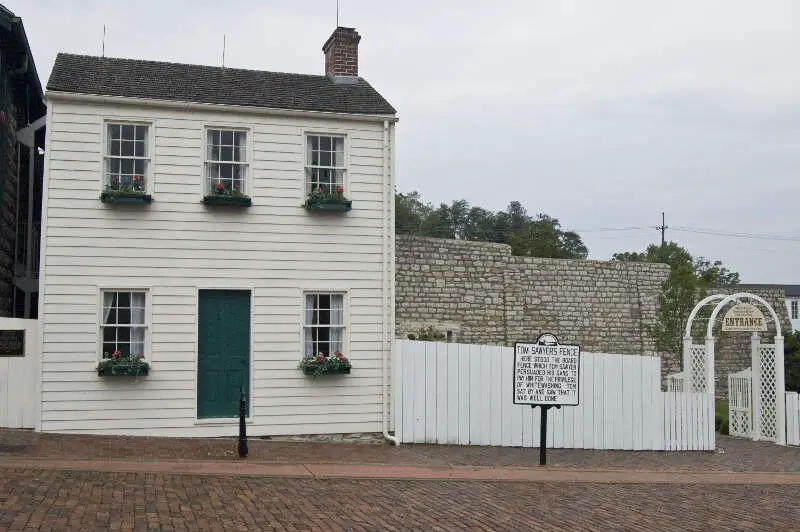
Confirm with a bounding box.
[40,98,394,436]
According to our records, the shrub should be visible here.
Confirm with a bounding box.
[406,326,446,342]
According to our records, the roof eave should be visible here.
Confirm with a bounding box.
[45,90,399,122]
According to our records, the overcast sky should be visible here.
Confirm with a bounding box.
[14,0,800,282]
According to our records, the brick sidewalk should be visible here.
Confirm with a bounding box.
[3,429,799,472]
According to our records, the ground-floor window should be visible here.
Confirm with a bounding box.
[101,290,147,358]
[303,293,344,356]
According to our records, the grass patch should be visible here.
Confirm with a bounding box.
[715,399,729,435]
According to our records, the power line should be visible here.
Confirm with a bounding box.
[671,226,800,242]
[572,226,649,233]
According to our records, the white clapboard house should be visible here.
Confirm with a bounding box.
[39,27,397,437]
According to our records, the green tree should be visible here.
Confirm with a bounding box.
[509,214,588,259]
[462,206,497,242]
[395,191,432,235]
[612,241,740,355]
[394,191,589,259]
[785,331,800,393]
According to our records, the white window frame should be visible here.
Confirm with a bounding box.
[102,120,153,194]
[203,126,251,197]
[302,292,347,357]
[98,289,150,360]
[304,133,348,196]
[791,300,798,320]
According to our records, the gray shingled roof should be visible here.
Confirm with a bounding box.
[738,284,800,298]
[46,53,396,115]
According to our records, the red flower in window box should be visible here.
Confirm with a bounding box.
[299,351,351,377]
[98,352,150,377]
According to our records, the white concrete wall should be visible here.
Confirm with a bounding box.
[39,96,395,436]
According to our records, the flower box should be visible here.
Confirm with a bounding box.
[304,198,352,212]
[302,365,351,376]
[298,353,352,378]
[98,363,149,377]
[100,191,152,205]
[98,353,150,377]
[203,194,252,207]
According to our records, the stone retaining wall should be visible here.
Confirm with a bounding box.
[395,235,670,356]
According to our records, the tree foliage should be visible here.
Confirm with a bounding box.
[612,241,740,355]
[395,191,588,259]
[785,331,800,393]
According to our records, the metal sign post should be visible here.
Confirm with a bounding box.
[533,403,561,465]
[514,333,581,466]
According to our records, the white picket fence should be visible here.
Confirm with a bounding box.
[0,318,40,429]
[787,392,800,446]
[393,340,715,451]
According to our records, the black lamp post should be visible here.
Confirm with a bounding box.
[238,384,248,458]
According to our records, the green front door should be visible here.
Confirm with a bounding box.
[197,290,251,419]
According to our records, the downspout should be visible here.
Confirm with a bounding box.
[382,119,398,445]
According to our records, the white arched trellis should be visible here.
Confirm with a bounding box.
[680,292,785,445]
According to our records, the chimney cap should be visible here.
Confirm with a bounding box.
[322,26,361,52]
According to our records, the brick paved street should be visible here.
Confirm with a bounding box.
[2,429,799,530]
[1,468,798,531]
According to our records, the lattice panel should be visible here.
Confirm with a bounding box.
[759,345,777,441]
[729,410,752,437]
[689,345,707,393]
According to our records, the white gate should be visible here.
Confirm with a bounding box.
[0,318,40,429]
[728,368,752,438]
[666,372,685,392]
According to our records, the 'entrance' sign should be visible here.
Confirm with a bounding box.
[514,333,580,406]
[722,302,767,332]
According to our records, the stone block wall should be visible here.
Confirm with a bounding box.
[395,235,670,355]
[395,237,510,345]
[505,256,668,355]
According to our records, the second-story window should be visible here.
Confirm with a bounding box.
[205,129,248,196]
[305,135,345,195]
[105,123,149,193]
[792,300,798,320]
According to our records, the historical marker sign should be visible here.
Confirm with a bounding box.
[514,333,580,406]
[722,302,767,332]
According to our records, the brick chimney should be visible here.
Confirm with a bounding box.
[323,27,361,77]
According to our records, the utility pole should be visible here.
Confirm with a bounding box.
[656,212,668,261]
